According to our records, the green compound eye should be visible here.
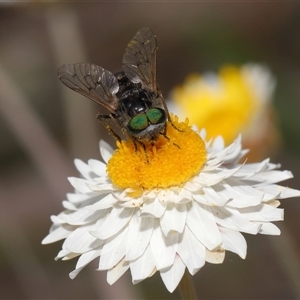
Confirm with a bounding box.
[129,113,148,131]
[146,108,164,124]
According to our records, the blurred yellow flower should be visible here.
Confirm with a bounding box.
[170,64,279,160]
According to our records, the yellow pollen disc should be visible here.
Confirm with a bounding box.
[172,65,259,145]
[107,116,207,191]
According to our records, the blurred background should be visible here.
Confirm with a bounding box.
[1,2,300,299]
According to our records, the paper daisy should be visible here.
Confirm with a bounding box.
[42,116,300,293]
[170,64,280,160]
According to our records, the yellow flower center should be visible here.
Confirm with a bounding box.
[172,65,259,145]
[107,116,207,192]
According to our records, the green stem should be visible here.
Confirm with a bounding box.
[177,271,198,299]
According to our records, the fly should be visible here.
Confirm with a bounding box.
[58,27,173,148]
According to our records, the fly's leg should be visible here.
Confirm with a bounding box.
[167,113,184,133]
[97,113,149,161]
[96,113,121,143]
[158,91,184,133]
[160,124,180,149]
[170,120,184,132]
[130,135,149,163]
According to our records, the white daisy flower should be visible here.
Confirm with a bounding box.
[42,117,300,293]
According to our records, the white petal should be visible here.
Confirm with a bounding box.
[88,159,107,176]
[177,226,206,275]
[219,183,263,208]
[205,248,225,264]
[183,180,201,192]
[213,207,261,234]
[93,176,111,184]
[269,185,300,199]
[257,185,282,201]
[235,159,271,178]
[86,182,116,194]
[251,170,293,185]
[199,128,207,140]
[141,197,167,218]
[50,215,66,224]
[150,221,177,270]
[69,267,84,280]
[62,200,77,210]
[119,198,145,208]
[223,135,243,164]
[207,136,242,164]
[115,189,136,202]
[143,188,160,199]
[66,193,91,204]
[158,189,175,203]
[68,177,93,194]
[174,188,194,204]
[160,203,186,235]
[55,249,71,260]
[242,64,275,104]
[130,245,156,284]
[76,247,102,269]
[204,155,224,171]
[192,186,229,206]
[219,226,247,259]
[91,206,135,240]
[267,200,281,208]
[125,213,154,261]
[64,223,104,253]
[195,166,241,186]
[99,226,128,270]
[107,258,130,285]
[61,209,106,226]
[62,252,79,260]
[100,140,114,164]
[212,135,224,151]
[239,204,283,222]
[186,202,222,250]
[85,194,117,210]
[42,224,73,244]
[258,222,281,235]
[74,159,93,180]
[69,248,102,279]
[160,255,186,293]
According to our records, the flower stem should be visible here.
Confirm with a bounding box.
[177,271,198,299]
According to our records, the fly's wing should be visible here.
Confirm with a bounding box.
[58,63,119,113]
[123,27,157,93]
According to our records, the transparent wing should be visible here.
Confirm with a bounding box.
[123,27,157,92]
[58,63,119,112]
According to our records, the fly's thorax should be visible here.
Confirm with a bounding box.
[120,89,152,117]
